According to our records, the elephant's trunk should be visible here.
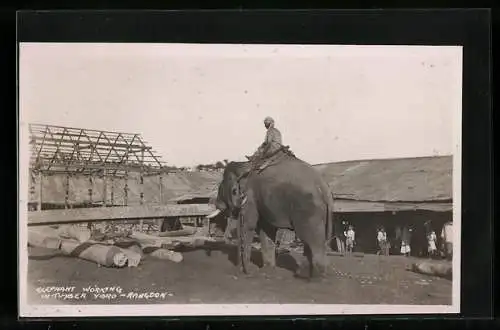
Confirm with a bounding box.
[238,213,252,274]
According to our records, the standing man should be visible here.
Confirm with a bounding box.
[377,226,387,256]
[401,226,412,257]
[427,229,438,258]
[345,225,356,256]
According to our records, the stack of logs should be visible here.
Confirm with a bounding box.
[28,222,216,268]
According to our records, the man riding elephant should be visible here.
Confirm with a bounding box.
[208,117,335,280]
[242,116,295,180]
[246,116,283,167]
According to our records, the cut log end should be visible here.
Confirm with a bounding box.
[113,253,128,267]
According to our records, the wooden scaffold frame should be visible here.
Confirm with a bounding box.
[29,123,168,211]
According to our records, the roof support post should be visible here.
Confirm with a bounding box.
[110,177,114,206]
[64,174,70,209]
[139,149,145,231]
[88,175,93,206]
[140,148,145,206]
[159,174,163,205]
[123,171,128,206]
[102,170,107,208]
[37,171,42,212]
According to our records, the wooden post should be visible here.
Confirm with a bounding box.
[29,172,36,211]
[86,182,93,227]
[102,170,107,208]
[159,174,163,205]
[37,172,42,212]
[65,174,70,209]
[139,149,145,231]
[140,148,145,205]
[110,177,114,206]
[123,172,128,206]
[88,175,93,206]
[139,183,144,204]
[139,174,144,230]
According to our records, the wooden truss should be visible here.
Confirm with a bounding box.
[29,123,167,178]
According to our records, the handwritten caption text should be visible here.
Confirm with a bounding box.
[35,285,173,301]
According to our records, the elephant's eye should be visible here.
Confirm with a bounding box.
[232,187,238,195]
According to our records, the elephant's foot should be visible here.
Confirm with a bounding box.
[293,261,328,281]
[294,269,326,283]
[259,263,277,276]
[294,264,312,281]
[261,254,277,268]
[312,269,328,282]
[241,262,259,276]
[313,262,329,277]
[304,274,325,283]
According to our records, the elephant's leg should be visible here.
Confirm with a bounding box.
[240,200,259,274]
[295,243,314,279]
[295,221,328,279]
[296,243,328,279]
[259,227,277,268]
[309,240,328,278]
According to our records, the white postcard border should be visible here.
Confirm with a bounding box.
[18,43,463,318]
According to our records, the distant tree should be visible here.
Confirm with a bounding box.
[223,159,229,165]
[215,161,225,169]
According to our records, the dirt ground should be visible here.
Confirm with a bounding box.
[26,243,452,305]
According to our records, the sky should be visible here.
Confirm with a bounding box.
[19,43,462,168]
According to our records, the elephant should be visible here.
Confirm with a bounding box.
[209,150,334,279]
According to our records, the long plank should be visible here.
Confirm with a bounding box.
[27,200,451,226]
[333,200,452,212]
[27,204,216,226]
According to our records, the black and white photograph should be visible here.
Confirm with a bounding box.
[18,42,462,317]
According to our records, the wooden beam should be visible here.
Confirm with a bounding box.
[37,172,42,212]
[123,172,128,206]
[88,175,93,204]
[31,142,152,152]
[29,123,139,138]
[64,174,70,209]
[333,200,452,213]
[102,172,107,208]
[34,163,165,174]
[110,177,114,205]
[27,204,217,226]
[159,175,163,205]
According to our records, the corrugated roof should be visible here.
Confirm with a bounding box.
[314,156,452,202]
[29,156,452,205]
[189,155,453,204]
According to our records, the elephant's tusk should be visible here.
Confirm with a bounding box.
[206,209,222,219]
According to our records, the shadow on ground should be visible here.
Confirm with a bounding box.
[199,241,299,273]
